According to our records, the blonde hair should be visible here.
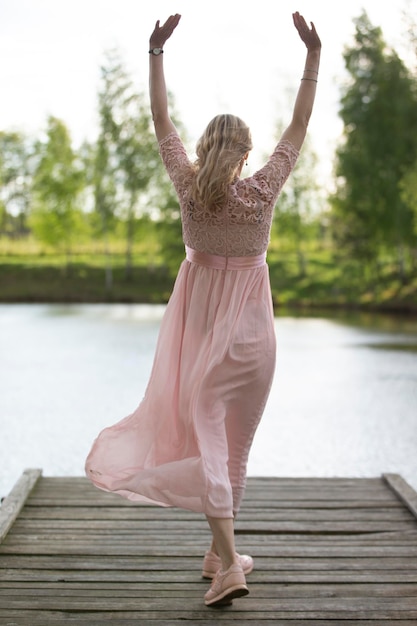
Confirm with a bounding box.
[191,114,252,212]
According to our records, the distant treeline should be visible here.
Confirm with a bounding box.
[1,11,417,290]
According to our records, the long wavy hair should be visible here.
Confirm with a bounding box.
[191,114,252,212]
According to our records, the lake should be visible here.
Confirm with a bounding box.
[1,303,416,499]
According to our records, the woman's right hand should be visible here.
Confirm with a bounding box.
[292,12,321,51]
[149,14,181,50]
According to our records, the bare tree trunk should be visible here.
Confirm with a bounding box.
[125,205,135,280]
[104,233,113,292]
[297,246,307,277]
[397,243,406,284]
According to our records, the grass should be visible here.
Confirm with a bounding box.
[267,243,417,313]
[0,261,175,304]
[1,237,416,313]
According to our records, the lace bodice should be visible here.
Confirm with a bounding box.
[159,132,299,257]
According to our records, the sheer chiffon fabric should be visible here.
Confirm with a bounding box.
[86,249,275,517]
[85,133,299,518]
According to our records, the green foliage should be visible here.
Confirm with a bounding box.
[29,117,86,266]
[147,94,190,274]
[400,159,417,241]
[0,130,34,234]
[2,237,416,312]
[154,188,184,275]
[273,133,323,277]
[90,48,163,280]
[331,11,417,274]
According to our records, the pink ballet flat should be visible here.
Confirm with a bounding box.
[202,550,254,579]
[204,563,249,606]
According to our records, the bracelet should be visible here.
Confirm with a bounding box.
[304,68,318,74]
[301,77,318,82]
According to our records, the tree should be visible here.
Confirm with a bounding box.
[145,92,189,275]
[90,49,126,290]
[92,48,161,282]
[0,131,34,236]
[116,90,160,279]
[30,116,85,269]
[150,166,183,275]
[399,160,417,268]
[273,134,321,277]
[402,0,417,70]
[331,12,417,279]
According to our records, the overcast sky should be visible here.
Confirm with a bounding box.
[0,0,413,187]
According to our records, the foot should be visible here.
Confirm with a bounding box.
[204,563,249,606]
[202,550,254,579]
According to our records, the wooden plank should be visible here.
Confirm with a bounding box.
[4,536,416,550]
[27,476,404,501]
[11,518,416,537]
[0,597,417,626]
[0,468,42,543]
[2,554,417,572]
[5,524,417,543]
[2,594,417,613]
[0,614,415,626]
[1,519,416,536]
[24,494,402,507]
[13,506,415,523]
[17,499,406,513]
[0,619,416,626]
[27,481,402,495]
[384,473,417,520]
[36,475,388,487]
[29,482,401,498]
[3,539,417,558]
[3,567,417,584]
[2,581,417,598]
[9,529,416,546]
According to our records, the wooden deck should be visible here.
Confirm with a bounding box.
[1,470,417,624]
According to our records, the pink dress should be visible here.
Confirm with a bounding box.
[86,133,299,518]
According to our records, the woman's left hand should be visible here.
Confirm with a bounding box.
[292,12,321,51]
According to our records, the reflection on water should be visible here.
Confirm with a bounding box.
[0,304,416,498]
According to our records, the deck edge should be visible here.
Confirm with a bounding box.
[0,468,42,543]
[383,473,417,520]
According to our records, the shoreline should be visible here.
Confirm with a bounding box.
[1,296,416,318]
[1,260,416,317]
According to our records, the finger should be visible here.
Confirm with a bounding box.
[162,14,180,34]
[296,17,309,34]
[299,17,309,31]
[165,14,180,27]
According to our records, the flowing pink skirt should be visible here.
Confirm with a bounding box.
[85,247,276,518]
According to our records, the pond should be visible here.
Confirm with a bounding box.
[1,303,416,498]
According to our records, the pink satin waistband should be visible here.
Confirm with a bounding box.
[185,246,266,270]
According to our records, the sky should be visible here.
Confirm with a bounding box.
[0,0,414,188]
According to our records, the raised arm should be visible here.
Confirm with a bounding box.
[281,12,321,151]
[149,14,181,142]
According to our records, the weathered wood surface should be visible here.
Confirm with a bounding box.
[0,472,417,624]
[384,473,417,519]
[0,468,41,542]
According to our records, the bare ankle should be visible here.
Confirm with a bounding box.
[221,555,238,571]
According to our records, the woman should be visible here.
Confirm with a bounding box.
[86,11,321,607]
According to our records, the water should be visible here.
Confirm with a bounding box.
[1,303,417,499]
